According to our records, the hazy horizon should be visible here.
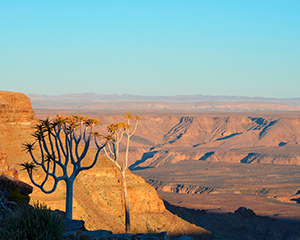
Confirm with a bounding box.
[26,92,300,100]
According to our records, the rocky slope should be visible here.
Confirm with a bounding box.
[19,153,210,237]
[0,173,207,240]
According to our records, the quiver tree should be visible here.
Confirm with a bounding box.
[103,113,140,233]
[21,114,109,219]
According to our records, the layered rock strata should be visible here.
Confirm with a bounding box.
[0,91,36,123]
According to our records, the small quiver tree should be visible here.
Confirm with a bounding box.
[103,113,140,233]
[21,114,109,219]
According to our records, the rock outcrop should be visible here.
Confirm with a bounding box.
[0,174,33,196]
[0,91,36,123]
[0,174,33,231]
[147,179,214,195]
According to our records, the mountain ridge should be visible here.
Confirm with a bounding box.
[27,93,300,111]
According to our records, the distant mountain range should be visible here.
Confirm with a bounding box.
[27,93,300,111]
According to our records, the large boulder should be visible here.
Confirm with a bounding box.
[0,174,33,195]
[0,174,33,229]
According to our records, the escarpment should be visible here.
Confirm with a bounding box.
[33,110,300,167]
[0,91,36,123]
[123,115,300,168]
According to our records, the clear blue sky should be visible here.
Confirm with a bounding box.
[1,1,299,98]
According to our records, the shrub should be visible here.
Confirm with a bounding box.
[1,202,65,240]
[8,187,30,205]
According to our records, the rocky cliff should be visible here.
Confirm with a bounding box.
[0,91,36,123]
[0,91,37,168]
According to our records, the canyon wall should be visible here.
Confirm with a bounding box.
[33,110,300,168]
[95,114,300,169]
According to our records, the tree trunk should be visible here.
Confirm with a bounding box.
[121,169,131,233]
[65,180,74,219]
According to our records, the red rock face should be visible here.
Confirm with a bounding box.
[0,91,36,123]
[0,153,18,179]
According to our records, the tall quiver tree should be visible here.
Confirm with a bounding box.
[21,114,109,219]
[103,113,140,233]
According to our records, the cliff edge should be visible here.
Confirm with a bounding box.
[0,91,36,123]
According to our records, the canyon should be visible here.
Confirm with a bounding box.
[2,90,300,239]
[34,109,300,168]
[33,108,300,221]
[0,91,210,238]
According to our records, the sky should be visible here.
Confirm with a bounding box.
[0,1,299,98]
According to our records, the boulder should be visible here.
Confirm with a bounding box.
[64,219,86,232]
[0,174,33,195]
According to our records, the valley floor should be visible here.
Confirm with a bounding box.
[158,191,300,221]
[133,160,300,226]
